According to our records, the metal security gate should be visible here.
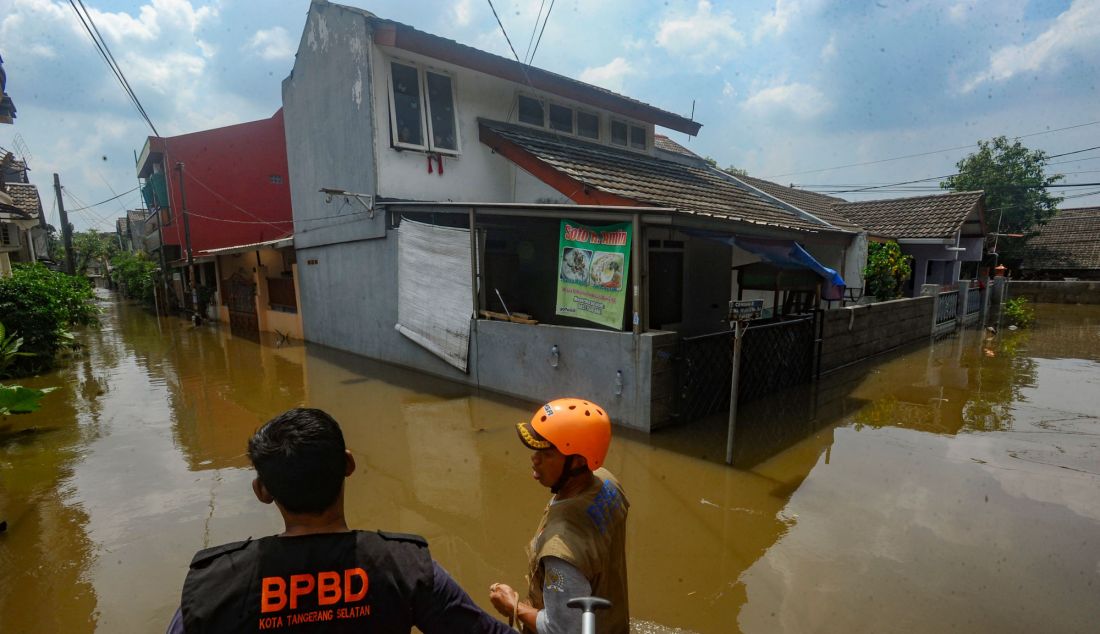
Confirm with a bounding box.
[224,273,259,341]
[677,314,819,423]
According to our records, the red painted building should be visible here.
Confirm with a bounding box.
[137,109,291,261]
[137,110,300,339]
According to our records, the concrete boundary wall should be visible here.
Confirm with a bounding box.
[1007,281,1100,305]
[819,296,935,373]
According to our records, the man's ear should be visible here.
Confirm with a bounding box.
[576,455,590,470]
[345,449,356,477]
[252,477,275,505]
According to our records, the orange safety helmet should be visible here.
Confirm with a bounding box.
[516,398,612,470]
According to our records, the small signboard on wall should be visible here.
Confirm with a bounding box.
[555,219,632,329]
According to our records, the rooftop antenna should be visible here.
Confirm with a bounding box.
[687,99,696,142]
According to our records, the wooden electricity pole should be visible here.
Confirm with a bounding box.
[53,173,75,275]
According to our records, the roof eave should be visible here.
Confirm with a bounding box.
[374,20,701,136]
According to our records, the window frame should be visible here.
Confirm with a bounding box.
[423,67,462,155]
[515,93,608,143]
[609,117,650,152]
[516,94,547,127]
[387,58,462,155]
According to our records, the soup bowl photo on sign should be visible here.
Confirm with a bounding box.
[589,252,624,290]
[560,247,593,283]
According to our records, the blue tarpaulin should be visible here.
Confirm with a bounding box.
[685,231,847,301]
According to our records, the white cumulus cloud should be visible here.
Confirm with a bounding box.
[247,26,295,61]
[963,0,1100,92]
[579,57,635,93]
[655,1,744,65]
[742,82,829,120]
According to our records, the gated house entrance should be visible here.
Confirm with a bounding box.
[677,312,821,424]
[223,272,259,341]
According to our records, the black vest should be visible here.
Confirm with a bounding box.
[181,530,432,633]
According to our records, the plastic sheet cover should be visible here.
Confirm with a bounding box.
[395,219,472,372]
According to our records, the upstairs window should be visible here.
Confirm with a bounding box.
[576,111,599,140]
[610,119,647,150]
[548,103,573,133]
[388,60,460,153]
[518,95,545,126]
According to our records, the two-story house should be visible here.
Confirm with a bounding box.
[136,110,301,339]
[0,150,46,276]
[282,0,863,430]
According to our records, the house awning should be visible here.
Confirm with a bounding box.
[689,231,846,300]
[197,236,293,257]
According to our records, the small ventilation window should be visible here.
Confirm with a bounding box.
[269,175,283,184]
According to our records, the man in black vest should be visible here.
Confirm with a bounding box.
[168,408,510,633]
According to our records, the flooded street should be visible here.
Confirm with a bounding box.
[2,295,1100,633]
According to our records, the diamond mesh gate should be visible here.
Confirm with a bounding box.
[677,314,819,423]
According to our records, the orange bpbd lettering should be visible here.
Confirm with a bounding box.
[289,574,315,610]
[344,568,369,602]
[261,576,287,613]
[317,571,341,606]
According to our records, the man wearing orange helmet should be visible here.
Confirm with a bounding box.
[488,398,629,634]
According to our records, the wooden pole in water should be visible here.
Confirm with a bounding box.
[725,319,744,465]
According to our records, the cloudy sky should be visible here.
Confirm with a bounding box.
[2,0,1098,231]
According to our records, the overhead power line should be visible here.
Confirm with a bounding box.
[522,0,547,64]
[486,0,522,64]
[65,186,139,211]
[528,0,556,65]
[68,0,159,137]
[764,120,1100,179]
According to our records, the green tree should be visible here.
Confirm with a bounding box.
[0,264,98,376]
[941,136,1063,266]
[110,251,158,305]
[863,241,911,301]
[703,156,748,177]
[71,230,119,275]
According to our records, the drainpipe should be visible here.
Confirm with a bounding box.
[632,213,642,336]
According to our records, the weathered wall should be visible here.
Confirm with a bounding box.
[283,3,383,250]
[1007,281,1100,305]
[819,296,934,373]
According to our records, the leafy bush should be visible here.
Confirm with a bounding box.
[1003,297,1035,328]
[863,241,912,301]
[0,263,98,376]
[111,251,158,305]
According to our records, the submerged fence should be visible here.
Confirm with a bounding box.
[677,315,817,423]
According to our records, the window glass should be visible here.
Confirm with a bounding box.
[518,95,544,126]
[577,111,599,139]
[391,62,423,146]
[610,120,628,146]
[549,103,573,133]
[630,125,646,149]
[426,71,458,151]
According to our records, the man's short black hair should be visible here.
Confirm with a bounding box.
[248,408,347,514]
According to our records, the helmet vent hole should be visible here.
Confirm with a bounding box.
[540,415,547,422]
[568,405,576,410]
[597,409,604,416]
[584,410,591,416]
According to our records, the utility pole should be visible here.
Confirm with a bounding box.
[175,161,196,313]
[53,173,75,275]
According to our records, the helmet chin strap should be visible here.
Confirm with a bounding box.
[550,455,590,494]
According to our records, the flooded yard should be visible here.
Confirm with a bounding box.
[2,296,1099,633]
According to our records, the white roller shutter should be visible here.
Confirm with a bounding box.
[395,219,473,372]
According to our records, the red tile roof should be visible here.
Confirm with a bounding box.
[834,191,985,239]
[1021,207,1100,271]
[479,120,842,234]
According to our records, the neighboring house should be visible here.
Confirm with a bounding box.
[835,191,986,296]
[1019,207,1100,280]
[0,150,46,276]
[135,110,299,339]
[115,209,149,253]
[281,1,860,430]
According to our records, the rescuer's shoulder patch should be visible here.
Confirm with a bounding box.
[376,530,428,547]
[189,538,254,569]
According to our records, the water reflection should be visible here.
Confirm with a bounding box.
[1,299,1099,633]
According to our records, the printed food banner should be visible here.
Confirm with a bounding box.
[555,220,632,329]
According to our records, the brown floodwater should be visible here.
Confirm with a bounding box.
[2,295,1099,633]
